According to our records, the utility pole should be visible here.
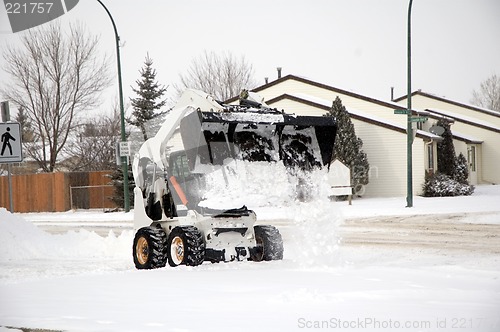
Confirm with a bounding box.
[97,0,130,212]
[406,0,414,208]
[395,1,426,206]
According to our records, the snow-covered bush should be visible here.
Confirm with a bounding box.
[422,172,474,197]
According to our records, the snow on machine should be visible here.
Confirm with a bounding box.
[132,89,337,269]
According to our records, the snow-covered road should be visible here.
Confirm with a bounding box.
[1,184,500,332]
[2,262,499,332]
[341,212,500,253]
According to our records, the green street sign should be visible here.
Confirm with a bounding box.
[394,109,408,115]
[410,116,428,123]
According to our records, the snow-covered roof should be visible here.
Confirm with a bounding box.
[395,90,500,118]
[252,74,421,114]
[289,93,481,144]
[268,93,442,141]
[451,131,483,144]
[425,108,500,133]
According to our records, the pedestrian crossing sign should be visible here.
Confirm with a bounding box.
[0,122,23,163]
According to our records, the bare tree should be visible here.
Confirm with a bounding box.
[176,51,258,101]
[63,105,121,171]
[1,23,112,172]
[471,74,500,113]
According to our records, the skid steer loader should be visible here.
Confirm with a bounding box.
[132,89,337,269]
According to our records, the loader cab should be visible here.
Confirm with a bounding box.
[167,150,206,212]
[169,151,190,183]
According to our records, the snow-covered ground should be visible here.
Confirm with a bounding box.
[1,179,500,331]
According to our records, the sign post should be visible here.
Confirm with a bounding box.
[1,101,10,122]
[0,122,23,213]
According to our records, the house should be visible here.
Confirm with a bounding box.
[232,75,498,196]
[226,75,439,197]
[395,91,500,185]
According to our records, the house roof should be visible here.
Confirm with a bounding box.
[231,74,412,112]
[228,74,485,144]
[451,131,483,145]
[425,108,500,134]
[393,90,500,118]
[266,93,442,141]
[229,75,457,123]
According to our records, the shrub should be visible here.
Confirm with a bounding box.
[422,172,474,197]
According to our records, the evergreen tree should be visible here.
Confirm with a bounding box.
[454,153,469,184]
[128,54,168,141]
[423,120,474,197]
[436,118,456,177]
[109,164,135,209]
[326,96,370,194]
[14,106,35,142]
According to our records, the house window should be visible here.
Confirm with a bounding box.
[427,144,434,171]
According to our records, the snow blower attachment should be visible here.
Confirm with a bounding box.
[131,89,337,269]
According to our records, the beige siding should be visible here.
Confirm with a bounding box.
[264,78,499,187]
[165,130,185,154]
[475,144,483,185]
[261,79,408,127]
[258,79,316,101]
[450,122,499,184]
[454,140,468,159]
[270,98,425,197]
[398,93,499,184]
[269,98,325,116]
[409,95,500,127]
[354,118,426,197]
[452,140,481,185]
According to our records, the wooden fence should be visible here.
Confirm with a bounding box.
[0,171,117,213]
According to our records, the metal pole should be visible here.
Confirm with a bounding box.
[406,0,414,208]
[7,164,13,212]
[97,0,130,212]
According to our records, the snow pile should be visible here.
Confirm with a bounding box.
[0,208,132,262]
[285,198,342,267]
[200,160,296,208]
[201,161,343,267]
[219,111,284,123]
[340,184,500,218]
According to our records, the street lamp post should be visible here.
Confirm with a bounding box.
[97,0,130,212]
[406,0,414,208]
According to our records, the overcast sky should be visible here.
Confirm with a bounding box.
[1,0,499,115]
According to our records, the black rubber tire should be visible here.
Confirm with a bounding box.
[252,225,284,261]
[133,226,168,269]
[167,226,205,267]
